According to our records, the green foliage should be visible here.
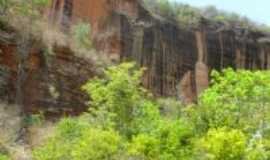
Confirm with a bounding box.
[4,0,49,17]
[82,62,146,136]
[197,127,247,160]
[32,64,270,160]
[24,113,44,126]
[174,3,201,27]
[32,118,86,160]
[155,0,174,18]
[157,98,183,119]
[245,134,270,160]
[128,119,194,160]
[258,24,270,33]
[72,22,92,50]
[0,0,10,15]
[72,128,121,160]
[196,69,270,134]
[0,154,10,160]
[143,0,270,31]
[33,63,195,160]
[144,0,201,27]
[128,134,160,160]
[32,118,122,160]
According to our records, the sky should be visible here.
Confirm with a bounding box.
[171,0,270,25]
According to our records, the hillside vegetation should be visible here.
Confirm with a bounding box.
[1,0,270,160]
[143,0,270,32]
[27,63,270,160]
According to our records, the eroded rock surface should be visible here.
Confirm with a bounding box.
[66,0,269,101]
[0,22,95,114]
[1,0,270,114]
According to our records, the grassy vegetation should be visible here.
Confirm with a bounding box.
[28,63,270,160]
[143,0,270,31]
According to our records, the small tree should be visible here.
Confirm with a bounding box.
[82,62,146,136]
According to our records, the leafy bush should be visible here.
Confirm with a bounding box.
[32,118,87,160]
[245,134,270,160]
[0,154,10,160]
[32,118,122,160]
[174,3,201,27]
[71,128,121,160]
[82,62,146,136]
[197,127,247,160]
[128,134,160,160]
[197,69,270,133]
[157,98,183,119]
[129,119,194,159]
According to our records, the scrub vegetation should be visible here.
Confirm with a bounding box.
[143,0,270,31]
[29,63,270,160]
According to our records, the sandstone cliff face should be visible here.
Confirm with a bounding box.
[0,23,95,114]
[1,0,270,113]
[50,0,270,102]
[122,18,270,102]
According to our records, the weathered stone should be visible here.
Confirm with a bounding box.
[0,23,95,114]
[1,0,270,115]
[178,71,196,104]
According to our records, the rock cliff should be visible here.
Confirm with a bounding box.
[1,0,270,114]
[0,21,95,114]
[50,0,270,102]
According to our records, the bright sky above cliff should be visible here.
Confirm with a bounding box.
[171,0,270,25]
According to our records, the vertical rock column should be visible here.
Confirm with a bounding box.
[195,31,209,97]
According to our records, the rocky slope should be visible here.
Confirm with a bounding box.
[0,0,270,115]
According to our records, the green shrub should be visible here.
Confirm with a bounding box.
[129,118,194,160]
[144,0,270,31]
[82,62,146,136]
[72,22,92,50]
[130,99,161,134]
[32,118,88,160]
[32,118,123,160]
[128,134,160,160]
[157,98,183,119]
[155,119,194,160]
[71,128,121,160]
[174,3,201,27]
[197,127,247,160]
[194,69,270,133]
[0,154,10,160]
[12,0,49,17]
[244,131,270,160]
